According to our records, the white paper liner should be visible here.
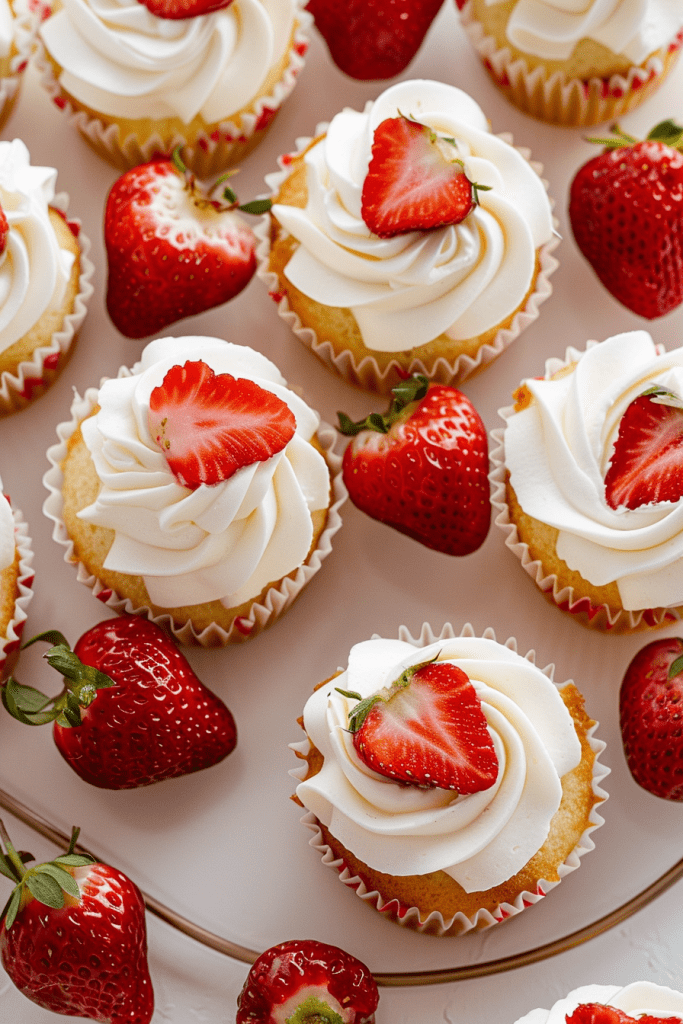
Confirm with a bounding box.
[32,6,312,174]
[459,0,683,127]
[0,500,34,679]
[290,621,609,937]
[255,129,559,394]
[43,374,346,647]
[489,341,681,632]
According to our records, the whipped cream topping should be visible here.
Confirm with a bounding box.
[296,635,581,892]
[505,330,683,611]
[484,0,683,64]
[0,477,14,572]
[0,140,74,357]
[40,0,296,123]
[272,79,553,354]
[78,336,330,609]
[514,982,683,1023]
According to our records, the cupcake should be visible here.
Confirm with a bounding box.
[257,78,558,394]
[0,476,33,680]
[34,0,311,176]
[44,336,344,646]
[0,139,93,415]
[513,982,683,1023]
[459,0,683,127]
[291,623,608,936]
[492,329,683,632]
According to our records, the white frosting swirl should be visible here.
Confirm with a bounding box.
[78,336,330,609]
[40,0,296,123]
[296,635,581,892]
[484,0,683,64]
[0,140,74,357]
[505,330,683,612]
[514,982,683,1023]
[272,79,553,354]
[0,475,14,573]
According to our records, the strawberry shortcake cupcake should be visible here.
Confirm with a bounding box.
[258,78,558,394]
[44,336,344,646]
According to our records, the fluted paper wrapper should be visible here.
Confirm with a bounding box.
[0,499,34,679]
[290,621,609,937]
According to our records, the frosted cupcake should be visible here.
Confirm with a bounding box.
[513,982,683,1023]
[35,0,310,175]
[492,330,683,632]
[0,139,93,415]
[0,476,33,680]
[44,336,344,646]
[0,0,35,130]
[291,623,608,936]
[258,78,558,394]
[459,0,683,127]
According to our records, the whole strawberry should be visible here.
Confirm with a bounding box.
[569,120,683,319]
[0,822,154,1022]
[2,615,237,789]
[338,374,490,556]
[306,0,445,79]
[620,636,683,800]
[567,1005,682,1024]
[236,939,379,1023]
[105,150,270,338]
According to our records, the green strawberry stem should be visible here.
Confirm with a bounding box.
[337,373,431,436]
[668,649,683,680]
[1,630,116,729]
[586,119,683,151]
[171,145,271,215]
[336,653,439,731]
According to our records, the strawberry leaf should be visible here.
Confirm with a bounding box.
[647,119,683,149]
[38,863,80,899]
[668,652,683,679]
[238,198,272,215]
[0,854,20,883]
[3,887,20,929]
[54,854,94,868]
[26,871,65,909]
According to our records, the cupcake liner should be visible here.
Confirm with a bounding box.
[255,131,559,395]
[43,377,346,648]
[290,621,609,937]
[490,342,680,632]
[32,8,311,175]
[0,194,94,415]
[0,499,34,679]
[460,0,683,127]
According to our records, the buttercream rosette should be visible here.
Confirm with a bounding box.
[0,139,93,415]
[491,330,683,632]
[33,0,311,175]
[256,79,558,394]
[513,981,683,1023]
[459,0,683,128]
[0,482,33,680]
[291,622,608,936]
[43,336,345,647]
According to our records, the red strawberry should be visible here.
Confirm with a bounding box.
[566,1005,682,1024]
[604,386,683,510]
[2,615,237,789]
[148,359,296,489]
[0,822,153,1022]
[619,636,683,801]
[306,0,445,80]
[361,115,484,238]
[105,152,270,339]
[338,657,498,792]
[236,939,379,1024]
[338,374,490,556]
[0,203,8,257]
[568,120,683,319]
[140,0,232,19]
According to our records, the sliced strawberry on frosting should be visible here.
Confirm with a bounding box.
[139,0,233,20]
[148,360,296,489]
[360,114,485,239]
[566,1005,682,1024]
[0,203,8,257]
[338,659,498,793]
[604,386,683,510]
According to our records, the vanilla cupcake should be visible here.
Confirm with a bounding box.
[34,0,310,176]
[44,336,344,646]
[0,139,93,415]
[257,78,558,394]
[492,330,683,632]
[459,0,683,127]
[291,623,608,936]
[513,982,683,1023]
[0,476,33,680]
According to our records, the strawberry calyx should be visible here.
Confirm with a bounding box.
[586,118,683,151]
[171,146,271,216]
[1,630,116,729]
[337,373,430,436]
[337,653,439,732]
[0,821,94,931]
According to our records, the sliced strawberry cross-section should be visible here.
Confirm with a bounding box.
[566,1004,682,1024]
[148,359,296,489]
[139,0,233,20]
[604,386,683,510]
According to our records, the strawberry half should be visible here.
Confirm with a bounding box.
[0,203,8,257]
[236,938,379,1024]
[140,0,232,18]
[566,1005,682,1024]
[339,658,498,792]
[604,386,683,510]
[361,115,485,238]
[148,359,296,489]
